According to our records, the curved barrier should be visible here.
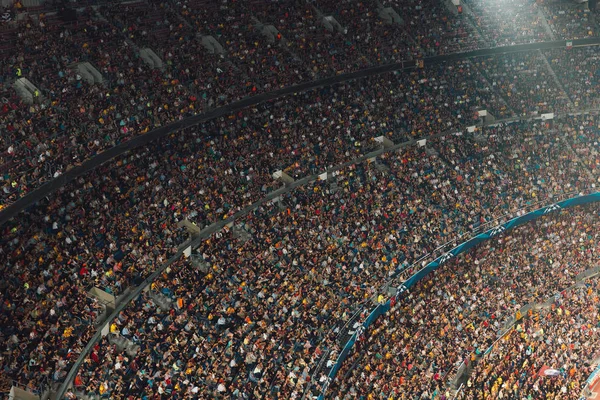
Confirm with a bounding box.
[302,189,582,396]
[318,192,600,399]
[582,365,600,399]
[1,37,600,226]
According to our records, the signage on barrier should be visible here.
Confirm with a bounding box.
[543,203,561,214]
[489,225,506,237]
[439,251,454,265]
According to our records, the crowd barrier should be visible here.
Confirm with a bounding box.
[582,364,600,399]
[1,37,600,226]
[318,192,600,399]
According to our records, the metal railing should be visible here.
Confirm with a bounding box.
[377,189,581,299]
[453,383,464,400]
[301,300,371,399]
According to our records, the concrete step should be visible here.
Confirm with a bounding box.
[148,290,174,310]
[107,334,139,357]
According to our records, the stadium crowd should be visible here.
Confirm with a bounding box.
[0,0,599,398]
[329,207,599,399]
[1,0,598,206]
[459,278,600,400]
[8,112,587,399]
[0,109,596,397]
[464,0,551,46]
[0,62,599,397]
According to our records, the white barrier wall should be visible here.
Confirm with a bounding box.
[9,386,39,400]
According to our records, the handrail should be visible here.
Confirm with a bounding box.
[2,37,600,225]
[54,107,600,399]
[301,300,371,399]
[453,383,464,400]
